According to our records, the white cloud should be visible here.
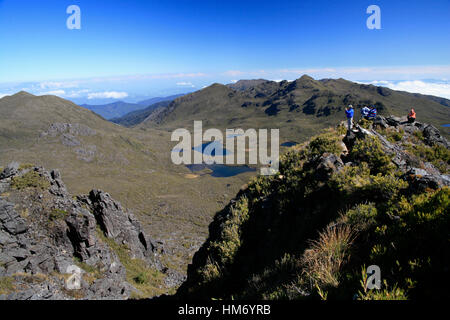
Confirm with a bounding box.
[65,89,91,98]
[360,80,450,99]
[230,80,238,83]
[38,90,66,96]
[39,81,79,89]
[0,93,10,99]
[277,66,450,81]
[87,91,128,99]
[176,82,195,87]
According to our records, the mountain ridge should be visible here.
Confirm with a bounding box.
[136,75,450,143]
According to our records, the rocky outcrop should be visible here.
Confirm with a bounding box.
[40,123,96,138]
[315,153,344,181]
[81,190,163,270]
[423,124,449,148]
[39,123,97,162]
[0,164,167,300]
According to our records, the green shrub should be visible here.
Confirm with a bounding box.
[18,163,34,170]
[406,143,450,173]
[11,171,50,190]
[209,196,250,267]
[413,131,424,142]
[358,268,407,300]
[357,118,372,130]
[345,203,377,231]
[350,136,394,175]
[366,187,449,299]
[307,132,343,158]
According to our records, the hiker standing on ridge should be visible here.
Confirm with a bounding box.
[408,108,416,123]
[345,105,354,130]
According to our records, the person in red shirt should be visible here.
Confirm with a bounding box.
[408,109,416,123]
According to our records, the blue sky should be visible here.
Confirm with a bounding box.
[0,0,449,102]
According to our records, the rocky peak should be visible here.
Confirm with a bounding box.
[0,164,181,300]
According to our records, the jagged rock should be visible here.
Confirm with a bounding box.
[47,169,68,196]
[342,130,357,151]
[423,124,449,148]
[402,123,419,135]
[372,115,388,129]
[407,167,428,176]
[164,270,187,288]
[385,115,404,127]
[65,208,98,260]
[406,174,450,192]
[0,162,20,179]
[315,153,344,181]
[87,190,162,270]
[0,164,167,300]
[0,200,28,235]
[423,162,442,176]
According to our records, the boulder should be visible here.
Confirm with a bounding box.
[405,168,450,193]
[0,162,20,179]
[423,125,449,148]
[315,153,344,181]
[385,116,404,127]
[372,115,388,129]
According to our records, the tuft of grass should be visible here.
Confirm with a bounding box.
[0,277,16,295]
[301,224,354,290]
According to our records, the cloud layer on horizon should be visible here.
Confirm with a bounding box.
[358,80,450,99]
[1,66,450,102]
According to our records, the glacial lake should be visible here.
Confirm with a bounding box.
[281,141,298,147]
[186,164,256,178]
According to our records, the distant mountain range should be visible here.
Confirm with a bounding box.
[80,94,185,120]
[110,100,173,127]
[125,75,450,142]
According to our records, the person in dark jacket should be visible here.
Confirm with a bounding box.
[345,105,354,130]
[367,106,377,120]
[361,106,370,120]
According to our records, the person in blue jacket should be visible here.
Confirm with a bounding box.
[368,106,377,120]
[345,105,354,130]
